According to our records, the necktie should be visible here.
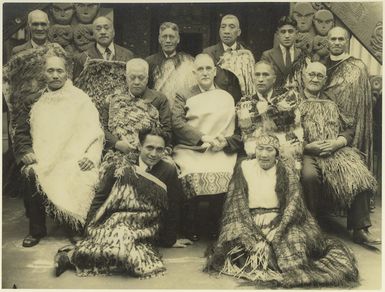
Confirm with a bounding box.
[285,46,292,68]
[104,47,112,61]
[226,47,233,52]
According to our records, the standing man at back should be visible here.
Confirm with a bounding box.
[73,16,134,78]
[323,27,373,170]
[261,16,301,88]
[11,10,50,55]
[203,14,244,102]
[146,22,195,108]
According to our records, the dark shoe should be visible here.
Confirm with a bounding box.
[22,234,40,247]
[54,251,72,277]
[353,229,381,245]
[187,233,200,242]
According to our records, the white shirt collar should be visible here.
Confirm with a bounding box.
[222,42,238,52]
[279,44,294,64]
[198,84,216,92]
[330,52,349,61]
[31,39,48,48]
[138,156,151,171]
[257,89,274,102]
[96,42,115,60]
[163,50,177,58]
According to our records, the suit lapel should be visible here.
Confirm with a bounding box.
[271,47,285,74]
[113,43,119,61]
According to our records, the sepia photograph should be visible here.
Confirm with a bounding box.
[1,0,382,290]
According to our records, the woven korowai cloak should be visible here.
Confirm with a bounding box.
[29,80,104,230]
[206,159,358,288]
[71,93,167,278]
[299,98,377,210]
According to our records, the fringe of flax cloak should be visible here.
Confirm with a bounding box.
[71,159,167,278]
[299,100,377,210]
[206,159,359,288]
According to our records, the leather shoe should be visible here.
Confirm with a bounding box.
[54,251,72,277]
[353,229,381,245]
[187,234,200,242]
[22,234,40,248]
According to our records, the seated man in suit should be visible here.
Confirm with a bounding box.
[11,9,50,55]
[172,54,242,241]
[203,14,244,103]
[261,16,300,88]
[73,16,134,78]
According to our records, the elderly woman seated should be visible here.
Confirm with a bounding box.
[206,133,358,288]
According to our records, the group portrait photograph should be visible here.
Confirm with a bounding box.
[1,0,383,290]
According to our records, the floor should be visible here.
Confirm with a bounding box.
[1,194,382,290]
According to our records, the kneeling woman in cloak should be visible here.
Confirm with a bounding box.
[206,134,358,288]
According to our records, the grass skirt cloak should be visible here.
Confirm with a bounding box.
[71,164,168,277]
[29,80,104,230]
[206,159,358,288]
[299,99,377,210]
[71,90,165,277]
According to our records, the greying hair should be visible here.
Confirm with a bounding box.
[254,60,276,76]
[126,58,149,76]
[159,22,179,35]
[27,9,49,26]
[327,26,350,40]
[221,14,240,28]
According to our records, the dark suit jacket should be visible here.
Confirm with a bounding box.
[105,87,172,148]
[73,43,134,79]
[150,160,183,247]
[203,42,243,103]
[172,84,243,154]
[11,41,33,56]
[13,91,44,165]
[261,46,301,87]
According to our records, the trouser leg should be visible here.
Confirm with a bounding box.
[301,155,323,216]
[184,196,200,236]
[22,167,46,238]
[347,190,372,230]
[207,193,225,234]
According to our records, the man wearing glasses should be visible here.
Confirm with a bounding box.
[299,61,379,246]
[261,16,301,88]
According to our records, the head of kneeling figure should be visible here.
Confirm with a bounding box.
[193,54,217,91]
[255,134,280,170]
[126,58,149,97]
[138,127,168,168]
[303,61,327,96]
[44,55,68,91]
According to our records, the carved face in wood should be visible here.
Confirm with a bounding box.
[314,10,334,36]
[73,24,94,51]
[74,3,99,24]
[292,3,315,32]
[50,3,75,25]
[48,25,73,47]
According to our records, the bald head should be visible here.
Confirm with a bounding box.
[28,10,49,25]
[327,27,349,56]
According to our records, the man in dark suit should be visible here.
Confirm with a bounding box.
[73,16,134,79]
[11,10,50,55]
[261,16,301,88]
[203,14,243,103]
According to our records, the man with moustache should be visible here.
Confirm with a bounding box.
[73,16,134,78]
